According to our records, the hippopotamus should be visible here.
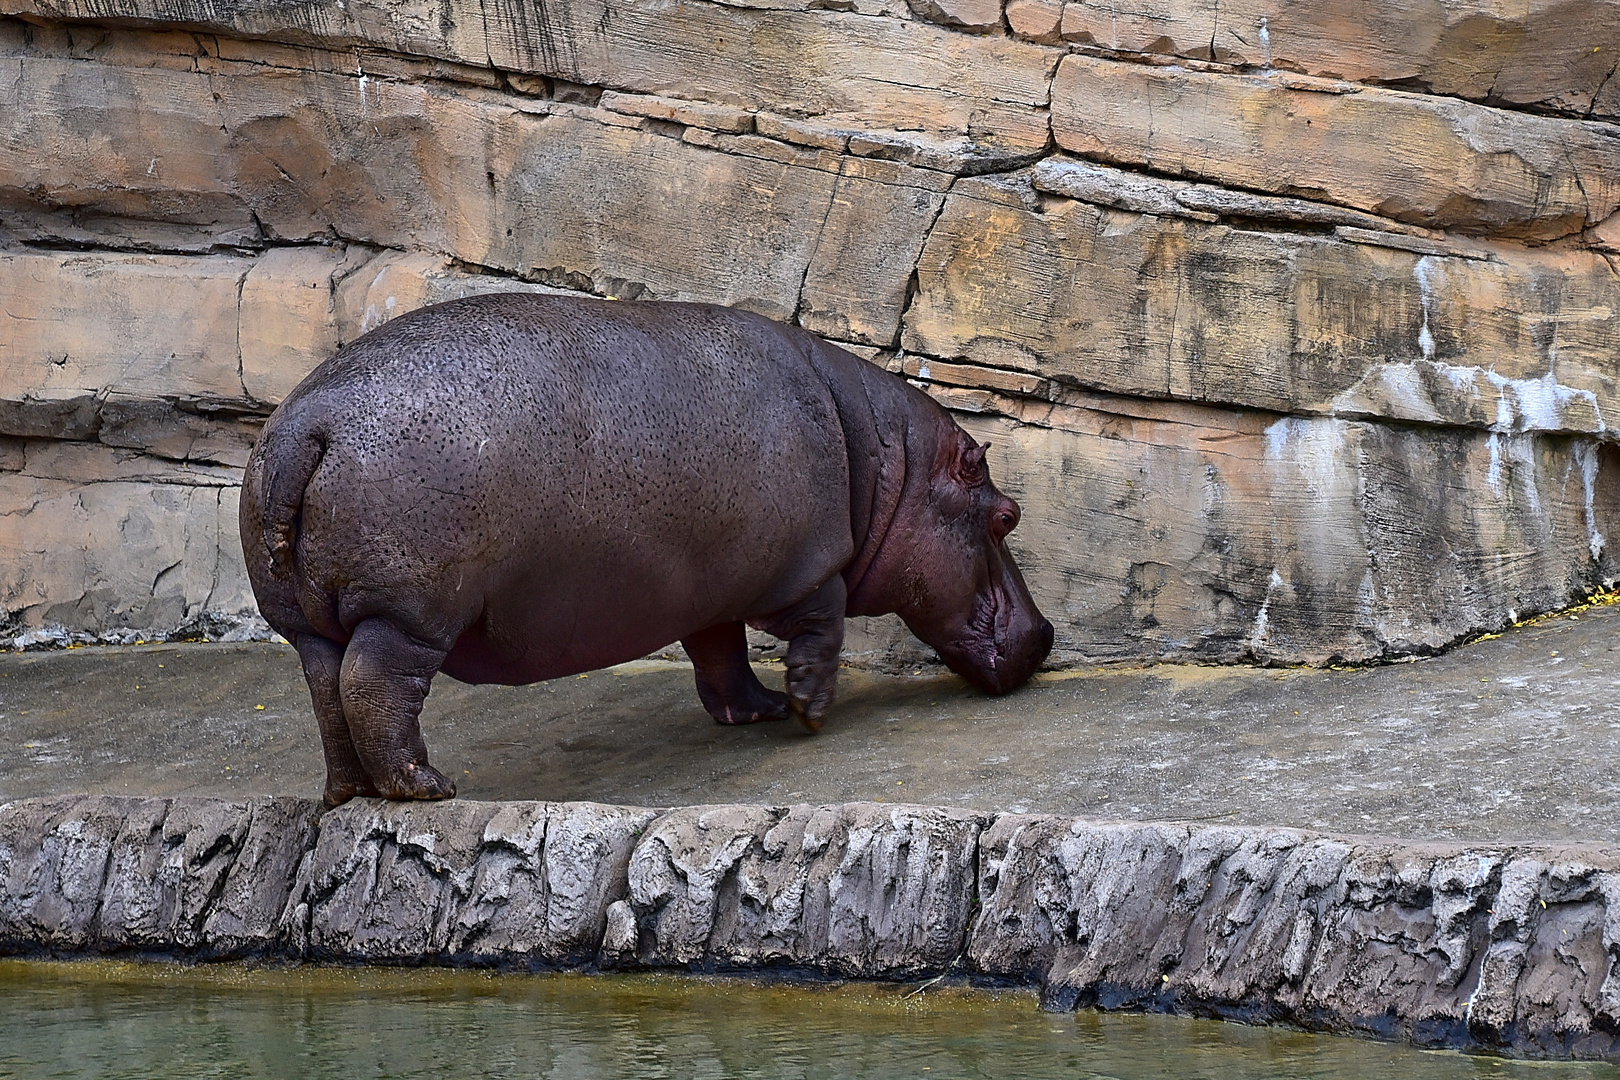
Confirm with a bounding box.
[240,293,1053,806]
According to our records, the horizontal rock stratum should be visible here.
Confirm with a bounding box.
[1,1,1619,664]
[4,794,1620,1060]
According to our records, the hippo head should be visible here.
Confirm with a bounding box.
[863,429,1054,694]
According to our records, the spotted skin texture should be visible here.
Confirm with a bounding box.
[240,295,1052,806]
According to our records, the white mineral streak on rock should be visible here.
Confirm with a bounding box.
[1265,417,1353,504]
[1415,256,1439,363]
[1578,441,1608,561]
[1487,432,1507,497]
[1491,370,1605,436]
[1331,358,1606,444]
[1251,416,1367,655]
[1249,569,1284,650]
[1507,433,1543,518]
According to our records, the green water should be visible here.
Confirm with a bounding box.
[0,960,1616,1080]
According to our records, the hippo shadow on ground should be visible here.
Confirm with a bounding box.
[422,662,986,804]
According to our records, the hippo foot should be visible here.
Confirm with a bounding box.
[322,776,380,809]
[373,761,458,801]
[789,699,823,734]
[712,686,791,726]
[784,660,836,734]
[685,622,792,726]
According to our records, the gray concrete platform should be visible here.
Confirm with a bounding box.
[2,601,1617,845]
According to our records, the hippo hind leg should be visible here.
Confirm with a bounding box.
[294,633,379,807]
[683,622,790,725]
[332,617,457,803]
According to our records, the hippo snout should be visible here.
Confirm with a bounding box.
[937,611,1053,696]
[989,614,1054,694]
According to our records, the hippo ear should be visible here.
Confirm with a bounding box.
[951,440,989,488]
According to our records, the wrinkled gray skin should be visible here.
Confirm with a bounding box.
[240,294,1053,806]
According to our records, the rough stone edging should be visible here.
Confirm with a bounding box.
[3,794,1619,1060]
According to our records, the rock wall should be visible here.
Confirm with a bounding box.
[6,794,1620,1059]
[1,1,1619,662]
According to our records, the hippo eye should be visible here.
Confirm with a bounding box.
[990,503,1020,541]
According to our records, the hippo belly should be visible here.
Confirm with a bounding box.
[434,524,834,686]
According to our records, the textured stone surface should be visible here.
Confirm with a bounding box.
[0,49,952,330]
[1007,0,1064,43]
[797,162,950,346]
[970,815,1620,1057]
[906,0,1005,33]
[0,2,1058,150]
[0,450,255,644]
[955,405,1620,663]
[1,246,352,450]
[599,91,755,134]
[0,250,253,410]
[8,0,1612,124]
[620,803,984,975]
[3,7,1619,662]
[907,172,1620,438]
[7,793,1620,1057]
[0,795,127,951]
[1053,0,1620,121]
[282,799,658,965]
[0,242,589,426]
[1030,155,1443,234]
[1051,55,1620,239]
[238,247,364,407]
[199,796,323,954]
[0,795,315,955]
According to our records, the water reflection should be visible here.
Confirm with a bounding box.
[1,960,1615,1079]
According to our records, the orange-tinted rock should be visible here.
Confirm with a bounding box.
[1050,55,1620,239]
[1054,0,1620,120]
[906,0,1004,32]
[906,173,1620,437]
[1007,0,1064,42]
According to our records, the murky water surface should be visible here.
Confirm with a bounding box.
[1,960,1617,1079]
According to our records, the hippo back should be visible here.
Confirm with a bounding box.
[243,294,856,681]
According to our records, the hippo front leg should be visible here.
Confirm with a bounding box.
[755,575,846,733]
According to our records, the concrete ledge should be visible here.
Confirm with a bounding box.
[972,816,1620,1057]
[3,794,1620,1059]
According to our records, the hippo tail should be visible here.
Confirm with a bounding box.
[256,417,328,576]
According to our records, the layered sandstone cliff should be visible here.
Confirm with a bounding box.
[1,0,1618,663]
